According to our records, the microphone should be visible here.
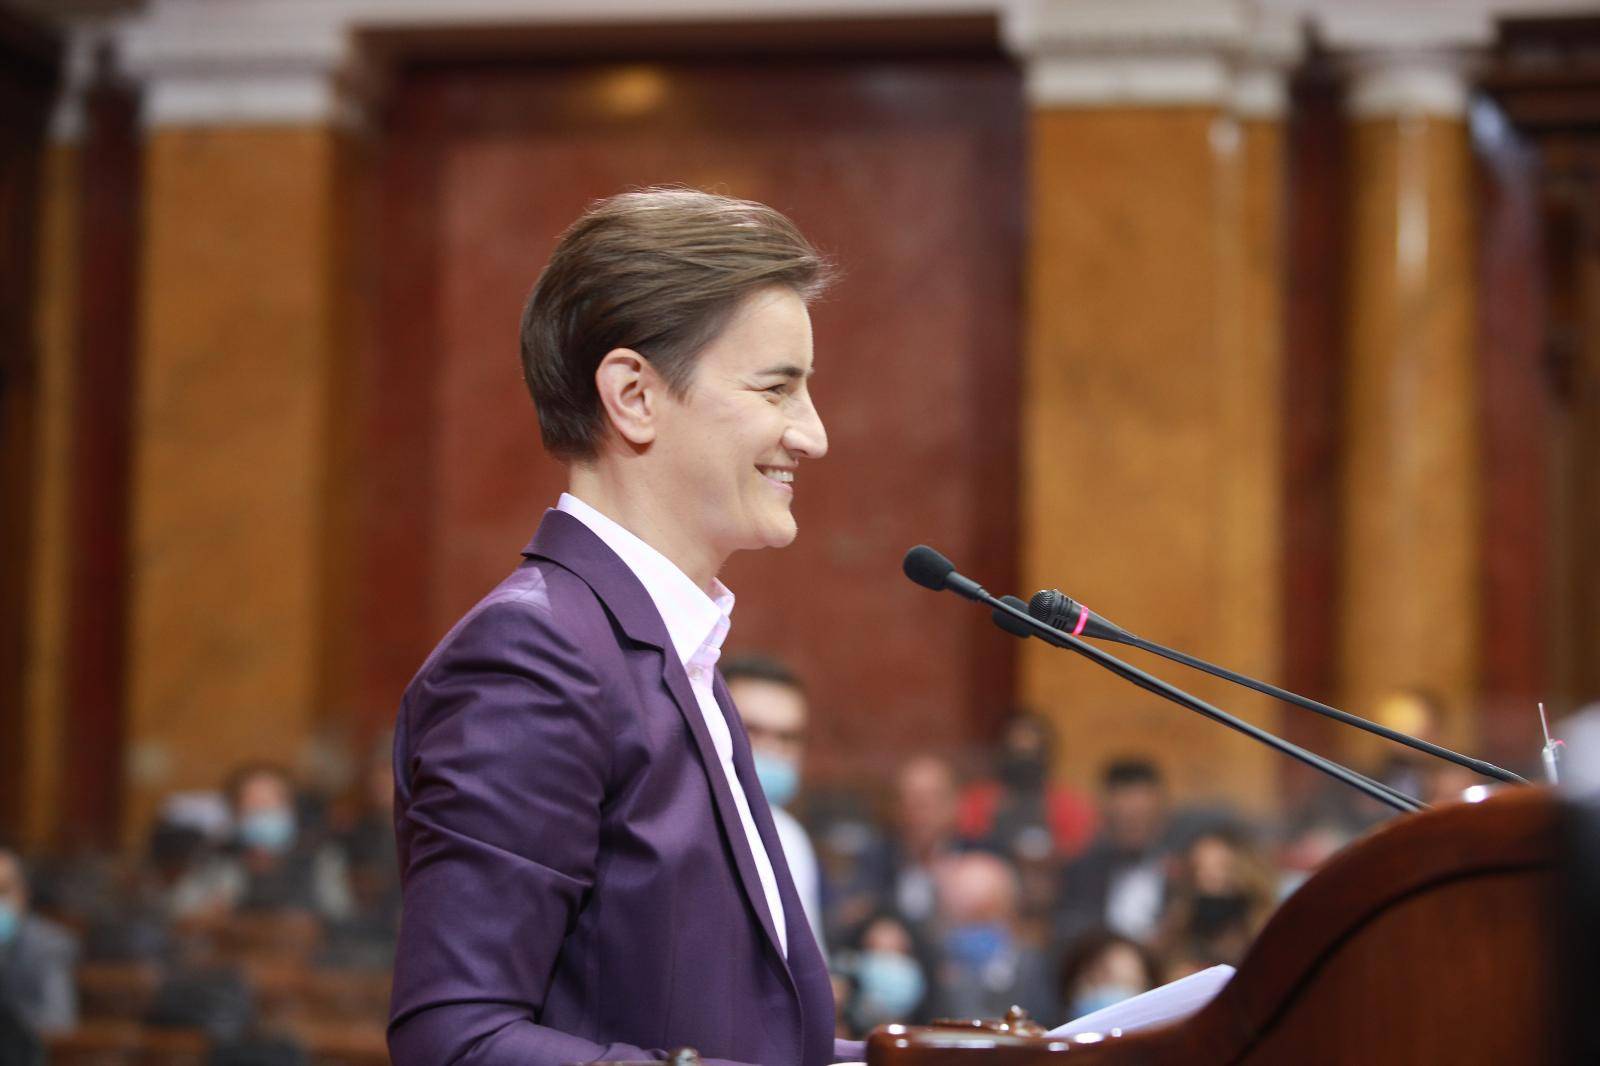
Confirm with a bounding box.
[904,545,988,602]
[1026,588,1526,787]
[904,547,1425,815]
[1029,589,1126,642]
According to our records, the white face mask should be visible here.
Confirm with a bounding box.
[0,900,19,945]
[1071,983,1142,1019]
[854,950,925,1025]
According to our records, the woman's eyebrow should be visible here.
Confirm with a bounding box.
[754,364,811,380]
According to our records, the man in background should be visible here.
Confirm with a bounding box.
[724,653,827,959]
[0,845,78,1035]
[1054,757,1173,946]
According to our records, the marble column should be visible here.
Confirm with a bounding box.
[117,10,366,840]
[1005,0,1296,810]
[1334,42,1484,748]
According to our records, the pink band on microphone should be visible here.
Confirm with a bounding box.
[1072,608,1089,637]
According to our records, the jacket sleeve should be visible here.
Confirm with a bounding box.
[386,596,757,1066]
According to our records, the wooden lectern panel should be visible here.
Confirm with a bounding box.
[868,788,1563,1065]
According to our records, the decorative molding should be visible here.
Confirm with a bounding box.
[95,0,1001,127]
[41,0,1590,126]
[1002,0,1300,114]
[1346,52,1477,119]
[1290,1,1492,118]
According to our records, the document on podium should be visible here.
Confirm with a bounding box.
[1050,964,1235,1038]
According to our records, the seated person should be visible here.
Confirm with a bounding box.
[0,845,78,1034]
[934,851,1058,1025]
[172,763,351,922]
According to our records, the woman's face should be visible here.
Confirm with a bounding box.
[1089,943,1149,991]
[862,917,914,956]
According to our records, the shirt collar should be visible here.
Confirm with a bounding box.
[557,492,733,669]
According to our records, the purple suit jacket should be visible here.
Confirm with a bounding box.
[389,509,840,1065]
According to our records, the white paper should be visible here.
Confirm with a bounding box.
[1049,964,1235,1038]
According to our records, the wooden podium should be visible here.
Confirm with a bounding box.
[868,788,1566,1065]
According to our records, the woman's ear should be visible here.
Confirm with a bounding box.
[594,348,659,447]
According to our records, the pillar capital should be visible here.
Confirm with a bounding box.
[111,0,376,127]
[1001,0,1300,116]
[1307,1,1495,118]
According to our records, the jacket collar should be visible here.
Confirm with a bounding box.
[522,508,676,652]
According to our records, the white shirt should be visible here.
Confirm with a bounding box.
[772,806,827,963]
[557,492,788,956]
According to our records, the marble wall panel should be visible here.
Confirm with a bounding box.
[1021,108,1286,810]
[1339,116,1480,747]
[126,126,346,840]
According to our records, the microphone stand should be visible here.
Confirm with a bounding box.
[1098,626,1526,786]
[987,597,1425,814]
[901,545,1426,815]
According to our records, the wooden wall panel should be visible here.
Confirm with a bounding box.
[61,79,140,847]
[1280,65,1350,801]
[22,141,78,849]
[0,9,57,843]
[1473,102,1551,761]
[364,57,1024,781]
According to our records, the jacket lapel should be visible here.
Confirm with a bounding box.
[523,510,791,971]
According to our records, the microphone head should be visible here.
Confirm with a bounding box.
[903,545,956,592]
[991,595,1034,639]
[1028,588,1080,631]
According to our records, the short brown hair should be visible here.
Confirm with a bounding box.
[519,187,832,460]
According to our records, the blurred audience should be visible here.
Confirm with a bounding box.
[726,652,827,957]
[934,851,1057,1025]
[1154,824,1276,974]
[958,710,1095,945]
[867,754,966,927]
[173,763,352,923]
[0,845,78,1034]
[322,735,402,967]
[835,909,941,1034]
[1054,757,1174,946]
[957,710,1095,862]
[1056,928,1162,1020]
[4,709,1402,1052]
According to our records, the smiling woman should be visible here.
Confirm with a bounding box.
[519,188,833,463]
[389,188,850,1066]
[578,284,829,590]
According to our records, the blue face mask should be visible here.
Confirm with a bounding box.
[855,950,926,1025]
[238,809,296,854]
[0,901,19,946]
[943,922,1011,970]
[1071,983,1141,1019]
[753,750,799,809]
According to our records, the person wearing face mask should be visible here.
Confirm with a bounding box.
[1056,928,1162,1022]
[838,910,940,1035]
[724,653,828,962]
[0,846,78,1035]
[172,763,352,922]
[1154,824,1275,974]
[957,710,1096,863]
[933,851,1058,1025]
